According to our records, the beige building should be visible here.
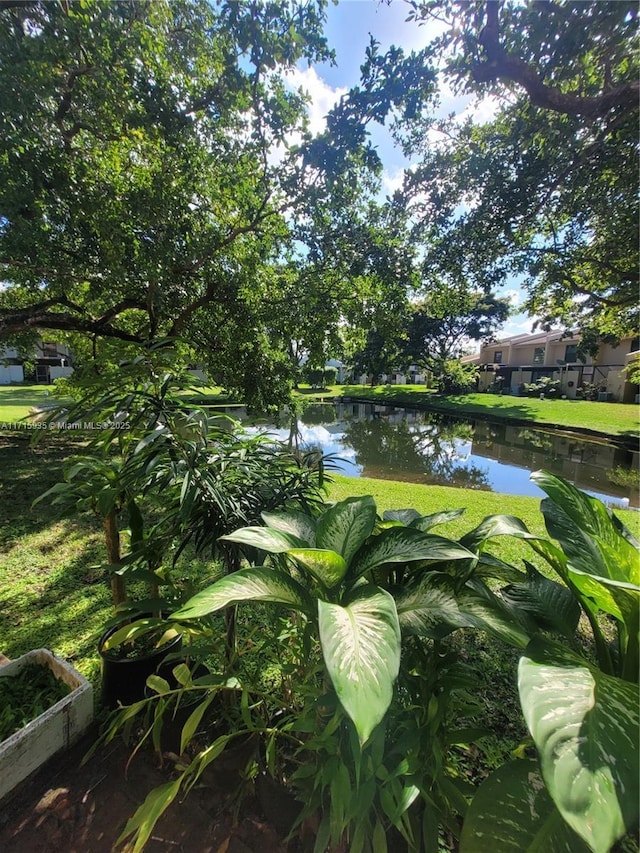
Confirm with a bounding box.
[463,330,639,402]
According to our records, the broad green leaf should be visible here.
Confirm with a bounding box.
[219,526,307,552]
[318,585,401,745]
[501,563,580,638]
[460,758,591,853]
[383,508,422,525]
[395,575,532,648]
[518,637,640,853]
[532,470,631,551]
[287,548,347,589]
[316,496,377,566]
[411,508,465,531]
[171,567,314,619]
[532,471,639,588]
[461,514,533,551]
[261,509,317,546]
[350,527,476,581]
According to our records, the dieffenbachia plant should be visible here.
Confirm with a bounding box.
[171,495,476,745]
[461,471,639,853]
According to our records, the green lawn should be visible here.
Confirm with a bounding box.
[339,385,640,438]
[0,384,65,423]
[326,474,640,568]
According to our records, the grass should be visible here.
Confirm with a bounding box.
[0,434,109,686]
[326,474,640,567]
[339,385,640,438]
[0,384,65,423]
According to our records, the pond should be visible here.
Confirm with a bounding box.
[235,401,639,509]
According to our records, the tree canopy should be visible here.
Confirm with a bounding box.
[0,0,410,406]
[398,0,639,342]
[400,285,510,373]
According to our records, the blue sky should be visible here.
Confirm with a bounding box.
[286,0,533,340]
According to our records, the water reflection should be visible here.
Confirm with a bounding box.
[237,402,638,508]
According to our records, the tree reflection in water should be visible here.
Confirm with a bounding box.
[342,414,490,490]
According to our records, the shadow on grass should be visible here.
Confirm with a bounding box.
[0,433,96,547]
[0,515,110,683]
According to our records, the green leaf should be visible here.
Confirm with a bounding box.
[460,758,591,853]
[180,693,216,755]
[395,575,532,648]
[350,527,475,581]
[383,508,422,525]
[219,526,307,552]
[318,585,401,745]
[171,567,314,620]
[518,637,640,853]
[261,509,317,546]
[501,563,580,638]
[461,514,533,551]
[116,778,182,853]
[410,508,466,531]
[287,548,347,589]
[316,496,377,567]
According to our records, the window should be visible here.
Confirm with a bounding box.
[493,351,503,364]
[564,344,578,362]
[41,341,57,357]
[533,347,545,365]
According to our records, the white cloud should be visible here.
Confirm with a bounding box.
[382,167,405,196]
[284,66,347,136]
[503,288,523,307]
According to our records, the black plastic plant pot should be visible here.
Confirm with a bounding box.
[98,627,183,709]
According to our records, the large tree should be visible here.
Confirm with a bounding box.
[0,0,398,407]
[397,0,639,342]
[400,283,510,374]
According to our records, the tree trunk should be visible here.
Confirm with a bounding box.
[103,511,126,607]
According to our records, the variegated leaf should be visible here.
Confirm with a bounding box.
[518,637,640,853]
[287,548,347,589]
[316,496,377,567]
[410,508,465,531]
[349,527,475,581]
[318,585,400,745]
[261,510,317,547]
[461,514,534,551]
[501,563,580,638]
[171,568,313,620]
[219,526,306,552]
[460,758,591,853]
[396,575,532,648]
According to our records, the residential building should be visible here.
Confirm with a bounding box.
[463,330,639,401]
[0,341,74,385]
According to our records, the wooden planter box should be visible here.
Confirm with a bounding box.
[0,649,93,801]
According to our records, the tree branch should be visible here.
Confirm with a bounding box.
[0,297,148,342]
[474,1,639,119]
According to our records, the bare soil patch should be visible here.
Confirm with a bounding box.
[0,726,291,853]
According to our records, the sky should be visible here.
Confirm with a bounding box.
[286,0,533,341]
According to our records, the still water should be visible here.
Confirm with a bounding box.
[239,401,638,509]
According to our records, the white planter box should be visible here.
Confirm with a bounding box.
[0,649,93,801]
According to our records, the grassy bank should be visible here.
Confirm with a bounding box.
[339,385,639,439]
[327,474,640,566]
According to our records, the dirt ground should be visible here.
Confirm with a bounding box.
[0,725,294,853]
